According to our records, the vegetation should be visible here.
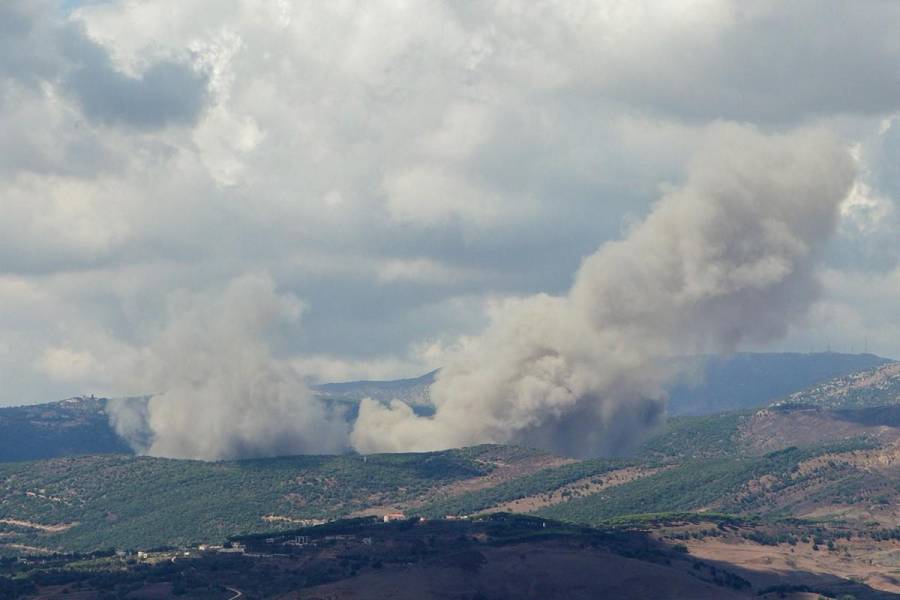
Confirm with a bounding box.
[538,439,879,525]
[1,371,898,558]
[636,411,748,459]
[0,516,746,599]
[0,447,506,552]
[774,361,900,410]
[418,457,636,517]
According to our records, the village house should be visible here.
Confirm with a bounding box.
[383,512,406,523]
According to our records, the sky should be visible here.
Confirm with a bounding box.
[2,0,900,407]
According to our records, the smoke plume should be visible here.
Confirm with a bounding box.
[350,124,856,456]
[108,273,349,460]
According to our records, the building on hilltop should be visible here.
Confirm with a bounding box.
[383,512,406,522]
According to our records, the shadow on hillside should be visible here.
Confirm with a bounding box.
[686,548,900,600]
[833,405,900,427]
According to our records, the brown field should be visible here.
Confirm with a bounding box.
[687,533,900,596]
[292,542,749,600]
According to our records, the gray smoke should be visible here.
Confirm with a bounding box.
[108,273,349,460]
[350,124,856,456]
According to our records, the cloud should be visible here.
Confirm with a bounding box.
[38,347,99,381]
[351,125,855,456]
[556,1,900,123]
[62,33,208,129]
[2,0,900,417]
[1,1,208,131]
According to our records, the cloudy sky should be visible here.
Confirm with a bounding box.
[3,0,900,407]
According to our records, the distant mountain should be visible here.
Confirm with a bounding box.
[0,353,892,463]
[0,396,132,462]
[774,361,900,410]
[666,352,893,416]
[313,369,436,403]
[314,370,437,419]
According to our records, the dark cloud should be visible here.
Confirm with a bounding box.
[0,0,207,131]
[3,0,900,411]
[561,1,900,124]
[0,1,64,87]
[61,24,208,129]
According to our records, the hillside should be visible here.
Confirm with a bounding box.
[5,353,900,559]
[666,352,893,415]
[5,514,900,599]
[314,370,436,407]
[7,402,900,557]
[776,362,900,410]
[0,397,131,462]
[0,445,564,553]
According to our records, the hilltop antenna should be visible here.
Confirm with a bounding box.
[865,335,869,354]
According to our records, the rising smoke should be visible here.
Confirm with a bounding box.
[350,124,856,456]
[108,273,349,460]
[107,125,855,461]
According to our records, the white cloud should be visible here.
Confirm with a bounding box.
[841,181,894,236]
[37,347,100,382]
[3,0,900,411]
[383,166,506,226]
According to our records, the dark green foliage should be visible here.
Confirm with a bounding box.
[636,412,747,459]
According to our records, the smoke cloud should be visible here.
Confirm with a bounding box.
[350,124,856,456]
[108,273,349,460]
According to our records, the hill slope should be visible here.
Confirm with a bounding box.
[0,445,563,553]
[776,361,900,409]
[667,352,893,415]
[0,397,132,462]
[6,402,900,555]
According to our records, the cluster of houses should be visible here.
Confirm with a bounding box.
[131,541,246,562]
[262,532,375,549]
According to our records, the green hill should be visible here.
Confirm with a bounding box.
[7,401,900,555]
[0,445,539,553]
